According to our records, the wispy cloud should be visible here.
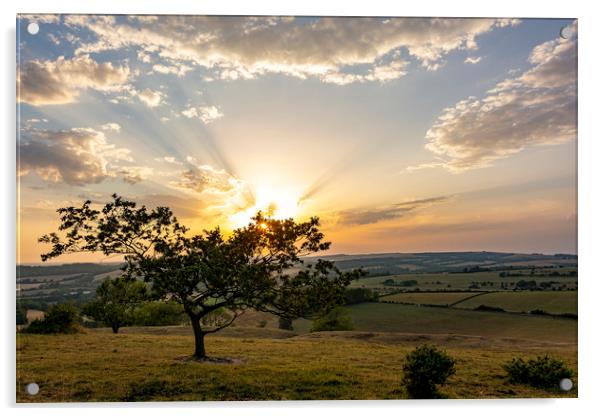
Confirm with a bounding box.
[133,88,164,107]
[181,105,223,124]
[464,56,482,64]
[337,195,451,225]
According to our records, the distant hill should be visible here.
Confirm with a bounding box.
[17,252,577,278]
[313,251,577,275]
[17,262,123,278]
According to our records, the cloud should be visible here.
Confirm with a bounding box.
[322,59,409,85]
[464,56,482,64]
[421,26,576,172]
[152,63,193,77]
[154,156,181,165]
[174,164,243,194]
[100,122,121,132]
[117,166,154,184]
[337,195,450,225]
[172,164,255,219]
[181,105,223,124]
[137,51,153,63]
[22,14,60,24]
[133,88,163,107]
[63,16,519,85]
[47,33,61,45]
[18,54,131,106]
[18,127,132,185]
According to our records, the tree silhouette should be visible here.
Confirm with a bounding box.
[39,194,360,359]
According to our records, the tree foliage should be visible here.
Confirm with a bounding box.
[131,301,185,326]
[40,194,361,358]
[82,277,149,333]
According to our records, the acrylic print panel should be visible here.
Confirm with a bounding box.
[16,14,577,402]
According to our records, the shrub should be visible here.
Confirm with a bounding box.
[503,355,573,389]
[402,344,456,399]
[278,317,293,330]
[310,307,353,332]
[22,303,80,334]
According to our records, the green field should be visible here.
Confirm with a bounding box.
[16,328,577,402]
[379,292,477,305]
[454,291,578,314]
[345,303,577,344]
[349,270,577,292]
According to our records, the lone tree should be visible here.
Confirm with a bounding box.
[82,277,149,333]
[40,194,360,359]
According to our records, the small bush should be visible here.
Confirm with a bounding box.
[278,317,293,330]
[22,303,80,334]
[503,355,573,389]
[402,344,456,399]
[473,304,505,312]
[310,307,353,332]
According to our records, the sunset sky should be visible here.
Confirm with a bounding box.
[17,15,577,263]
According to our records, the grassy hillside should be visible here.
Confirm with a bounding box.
[16,329,577,402]
[454,291,578,314]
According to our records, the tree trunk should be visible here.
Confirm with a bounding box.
[189,314,206,359]
[111,324,120,333]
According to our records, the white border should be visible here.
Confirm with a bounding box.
[3,1,601,415]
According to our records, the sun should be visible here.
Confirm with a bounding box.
[255,186,300,220]
[229,185,301,228]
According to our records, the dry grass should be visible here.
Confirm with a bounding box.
[16,327,577,402]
